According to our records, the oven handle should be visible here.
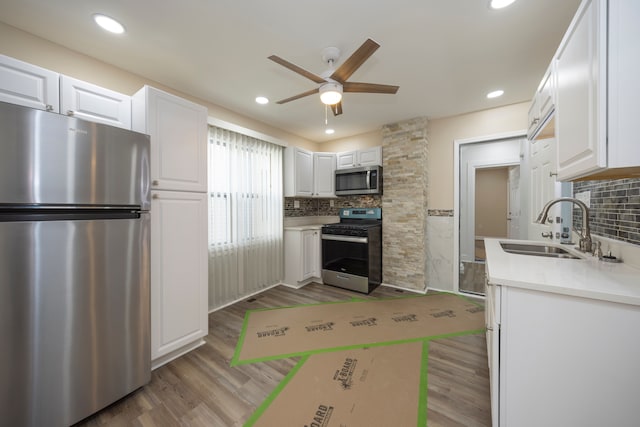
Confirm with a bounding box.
[321,234,368,244]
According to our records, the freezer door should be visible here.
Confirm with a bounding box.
[0,214,150,427]
[0,101,150,210]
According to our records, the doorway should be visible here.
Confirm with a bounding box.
[454,133,527,296]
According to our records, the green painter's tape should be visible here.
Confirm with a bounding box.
[243,355,310,427]
[230,310,252,366]
[417,341,429,427]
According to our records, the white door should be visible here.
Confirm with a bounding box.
[507,166,521,239]
[529,138,561,240]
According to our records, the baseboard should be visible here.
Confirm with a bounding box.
[208,283,281,314]
[380,282,428,295]
[280,276,324,289]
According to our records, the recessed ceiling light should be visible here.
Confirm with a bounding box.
[487,90,504,99]
[255,96,269,105]
[490,0,517,9]
[325,128,335,135]
[93,14,125,34]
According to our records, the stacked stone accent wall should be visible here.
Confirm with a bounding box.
[382,117,429,291]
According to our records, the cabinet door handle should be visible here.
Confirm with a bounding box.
[66,110,75,116]
[152,180,159,186]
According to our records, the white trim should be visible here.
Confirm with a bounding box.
[207,116,288,147]
[380,282,428,295]
[453,130,526,294]
[455,130,527,146]
[207,283,281,313]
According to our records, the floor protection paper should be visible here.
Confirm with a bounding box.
[233,292,484,365]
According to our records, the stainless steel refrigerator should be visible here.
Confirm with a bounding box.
[0,101,151,426]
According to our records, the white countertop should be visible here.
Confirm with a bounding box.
[284,223,325,231]
[485,238,640,306]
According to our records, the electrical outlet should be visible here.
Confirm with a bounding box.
[330,199,335,207]
[576,191,591,207]
[294,200,300,208]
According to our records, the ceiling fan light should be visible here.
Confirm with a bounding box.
[319,83,343,105]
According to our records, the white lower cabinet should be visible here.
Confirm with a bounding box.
[284,227,321,287]
[150,190,208,368]
[486,282,640,427]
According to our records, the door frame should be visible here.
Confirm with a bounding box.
[453,130,526,294]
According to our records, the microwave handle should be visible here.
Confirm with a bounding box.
[366,170,371,189]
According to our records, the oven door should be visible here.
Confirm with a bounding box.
[321,234,371,293]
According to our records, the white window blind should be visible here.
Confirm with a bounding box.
[208,126,284,308]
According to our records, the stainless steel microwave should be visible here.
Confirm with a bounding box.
[335,165,382,196]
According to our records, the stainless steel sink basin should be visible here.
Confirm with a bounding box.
[500,242,582,259]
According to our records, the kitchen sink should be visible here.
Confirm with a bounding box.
[500,242,582,259]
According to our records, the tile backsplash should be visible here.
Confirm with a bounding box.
[573,178,640,246]
[284,195,382,217]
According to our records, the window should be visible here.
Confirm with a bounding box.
[208,126,283,248]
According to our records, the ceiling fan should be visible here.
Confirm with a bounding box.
[268,38,399,116]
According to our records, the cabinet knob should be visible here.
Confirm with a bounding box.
[66,110,75,116]
[45,105,54,112]
[152,180,159,186]
[152,194,159,199]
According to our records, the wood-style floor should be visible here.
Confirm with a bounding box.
[75,284,491,427]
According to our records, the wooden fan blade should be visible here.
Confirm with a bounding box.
[343,82,399,94]
[329,38,380,83]
[268,55,326,84]
[275,88,320,104]
[331,101,343,116]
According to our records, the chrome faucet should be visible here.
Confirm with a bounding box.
[535,197,592,253]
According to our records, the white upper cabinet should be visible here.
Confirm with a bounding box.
[555,0,640,181]
[284,147,314,197]
[132,86,208,192]
[284,147,336,197]
[0,54,133,129]
[336,146,382,169]
[0,54,59,112]
[527,63,556,141]
[60,75,131,129]
[313,152,336,197]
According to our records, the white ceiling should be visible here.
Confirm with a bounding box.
[0,0,581,143]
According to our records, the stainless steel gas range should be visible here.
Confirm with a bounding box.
[321,208,382,294]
